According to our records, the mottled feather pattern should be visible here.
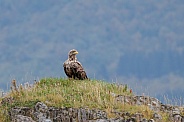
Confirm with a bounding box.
[63,49,88,80]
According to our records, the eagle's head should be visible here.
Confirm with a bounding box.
[68,49,78,61]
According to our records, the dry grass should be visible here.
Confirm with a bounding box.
[0,98,9,122]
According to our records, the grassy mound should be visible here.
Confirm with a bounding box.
[0,78,161,121]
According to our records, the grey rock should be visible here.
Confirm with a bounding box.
[182,116,184,122]
[115,95,161,112]
[34,112,47,122]
[127,117,136,122]
[153,113,161,119]
[142,118,148,122]
[148,119,155,122]
[12,115,35,122]
[152,113,162,121]
[172,107,180,115]
[172,114,182,122]
[132,113,144,121]
[35,102,48,113]
[10,107,32,120]
[43,119,52,122]
[95,119,109,122]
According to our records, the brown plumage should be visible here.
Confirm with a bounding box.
[63,49,88,80]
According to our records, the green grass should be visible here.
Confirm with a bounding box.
[0,77,172,121]
[9,78,132,108]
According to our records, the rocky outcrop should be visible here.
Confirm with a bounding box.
[5,95,184,122]
[10,102,108,122]
[115,95,184,122]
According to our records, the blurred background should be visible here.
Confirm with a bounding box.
[0,0,184,104]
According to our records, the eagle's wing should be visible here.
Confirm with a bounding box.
[63,59,87,80]
[72,61,88,80]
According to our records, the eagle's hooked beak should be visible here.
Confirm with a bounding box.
[73,51,78,54]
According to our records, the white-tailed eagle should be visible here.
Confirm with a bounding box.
[63,49,88,80]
